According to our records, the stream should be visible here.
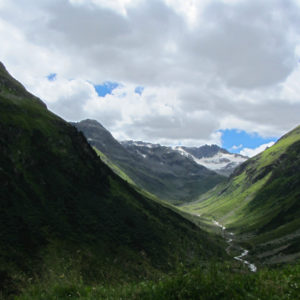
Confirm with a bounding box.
[213,220,257,272]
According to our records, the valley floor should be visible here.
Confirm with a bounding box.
[9,214,300,300]
[212,219,257,272]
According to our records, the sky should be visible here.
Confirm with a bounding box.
[1,0,300,157]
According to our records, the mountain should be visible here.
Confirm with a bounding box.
[72,119,130,162]
[174,145,248,176]
[73,120,225,204]
[182,125,300,265]
[0,62,226,296]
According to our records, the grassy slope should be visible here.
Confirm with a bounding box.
[182,125,300,264]
[92,146,217,233]
[0,63,226,297]
[93,147,136,185]
[15,261,300,299]
[113,151,225,205]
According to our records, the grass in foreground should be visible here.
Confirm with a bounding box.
[10,261,300,300]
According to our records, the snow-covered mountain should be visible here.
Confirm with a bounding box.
[122,142,248,177]
[174,145,248,176]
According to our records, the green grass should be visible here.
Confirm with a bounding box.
[12,261,300,300]
[183,173,271,227]
[258,126,300,169]
[181,125,300,265]
[93,147,136,185]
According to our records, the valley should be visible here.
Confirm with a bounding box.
[213,219,257,272]
[0,61,300,299]
[182,124,300,267]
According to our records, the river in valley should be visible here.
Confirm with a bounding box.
[213,220,257,272]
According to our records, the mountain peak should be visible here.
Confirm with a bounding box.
[72,119,114,141]
[74,126,225,204]
[173,144,247,176]
[121,140,161,148]
[76,118,106,129]
[179,144,229,158]
[0,62,47,109]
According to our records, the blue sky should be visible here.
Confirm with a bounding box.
[93,82,144,97]
[47,73,57,81]
[220,129,278,153]
[93,81,119,97]
[135,86,144,95]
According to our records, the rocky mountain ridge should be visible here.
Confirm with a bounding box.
[122,141,248,177]
[73,120,225,204]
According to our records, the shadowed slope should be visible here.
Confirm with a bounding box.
[0,62,226,296]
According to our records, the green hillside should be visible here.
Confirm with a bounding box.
[93,147,136,185]
[0,62,226,297]
[182,125,300,265]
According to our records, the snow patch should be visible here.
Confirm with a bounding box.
[174,147,247,172]
[172,146,190,158]
[193,152,247,170]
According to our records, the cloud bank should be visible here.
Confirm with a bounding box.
[240,141,275,157]
[0,0,300,148]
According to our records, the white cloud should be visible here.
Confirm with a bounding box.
[231,144,243,150]
[0,0,300,146]
[164,0,207,27]
[240,141,275,157]
[69,0,140,16]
